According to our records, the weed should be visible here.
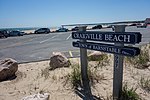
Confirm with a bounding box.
[120,83,140,100]
[69,64,82,88]
[52,75,57,80]
[139,76,150,92]
[125,48,149,69]
[41,67,50,79]
[88,53,110,69]
[88,66,105,85]
[97,54,109,68]
[65,64,105,89]
[39,89,45,94]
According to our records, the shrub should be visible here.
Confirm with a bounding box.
[88,53,110,69]
[41,67,50,79]
[69,64,82,88]
[125,48,149,69]
[120,83,140,100]
[139,76,150,92]
[65,64,105,89]
[88,66,105,85]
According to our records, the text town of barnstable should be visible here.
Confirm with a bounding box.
[73,41,139,56]
[78,42,121,53]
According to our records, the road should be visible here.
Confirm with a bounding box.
[0,26,150,63]
[0,32,75,63]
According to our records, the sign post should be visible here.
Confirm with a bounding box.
[78,26,93,100]
[72,24,141,100]
[113,25,126,99]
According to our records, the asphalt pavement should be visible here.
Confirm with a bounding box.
[0,26,150,63]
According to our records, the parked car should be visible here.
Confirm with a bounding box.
[56,28,68,32]
[106,25,113,28]
[9,31,24,36]
[129,23,137,26]
[34,28,50,34]
[137,23,147,28]
[0,30,9,38]
[92,25,102,29]
[71,27,79,31]
[0,33,6,38]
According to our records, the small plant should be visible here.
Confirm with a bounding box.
[41,67,50,79]
[120,83,140,100]
[65,64,105,89]
[139,76,150,92]
[125,48,149,69]
[88,53,110,69]
[69,64,82,88]
[52,75,57,80]
[97,53,109,67]
[88,66,105,85]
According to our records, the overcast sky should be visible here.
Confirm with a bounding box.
[0,0,150,28]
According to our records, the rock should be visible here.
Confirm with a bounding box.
[0,58,18,81]
[49,52,70,70]
[147,62,150,67]
[21,93,49,100]
[143,61,150,68]
[88,51,104,61]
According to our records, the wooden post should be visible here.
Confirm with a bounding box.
[78,26,93,100]
[113,25,126,100]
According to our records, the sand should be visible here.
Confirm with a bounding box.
[0,57,149,100]
[0,44,150,100]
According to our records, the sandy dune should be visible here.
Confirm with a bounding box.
[0,44,150,100]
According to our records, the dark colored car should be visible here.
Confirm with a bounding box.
[129,23,137,26]
[107,25,113,28]
[34,28,50,34]
[9,31,24,36]
[0,33,5,38]
[71,27,79,31]
[92,25,102,29]
[0,30,9,38]
[56,28,68,32]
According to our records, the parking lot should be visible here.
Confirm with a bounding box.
[0,26,150,63]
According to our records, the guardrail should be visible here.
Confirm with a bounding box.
[62,18,150,29]
[62,19,145,27]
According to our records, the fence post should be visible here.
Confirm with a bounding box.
[78,26,93,100]
[113,25,126,100]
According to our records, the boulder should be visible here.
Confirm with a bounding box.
[21,93,49,100]
[143,61,150,68]
[88,51,103,61]
[0,58,18,81]
[49,52,70,70]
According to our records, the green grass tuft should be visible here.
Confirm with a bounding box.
[125,48,149,69]
[65,64,105,89]
[139,76,150,92]
[120,83,140,100]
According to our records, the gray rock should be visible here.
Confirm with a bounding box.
[88,51,103,61]
[49,52,70,70]
[21,93,49,100]
[0,58,18,81]
[144,61,150,68]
